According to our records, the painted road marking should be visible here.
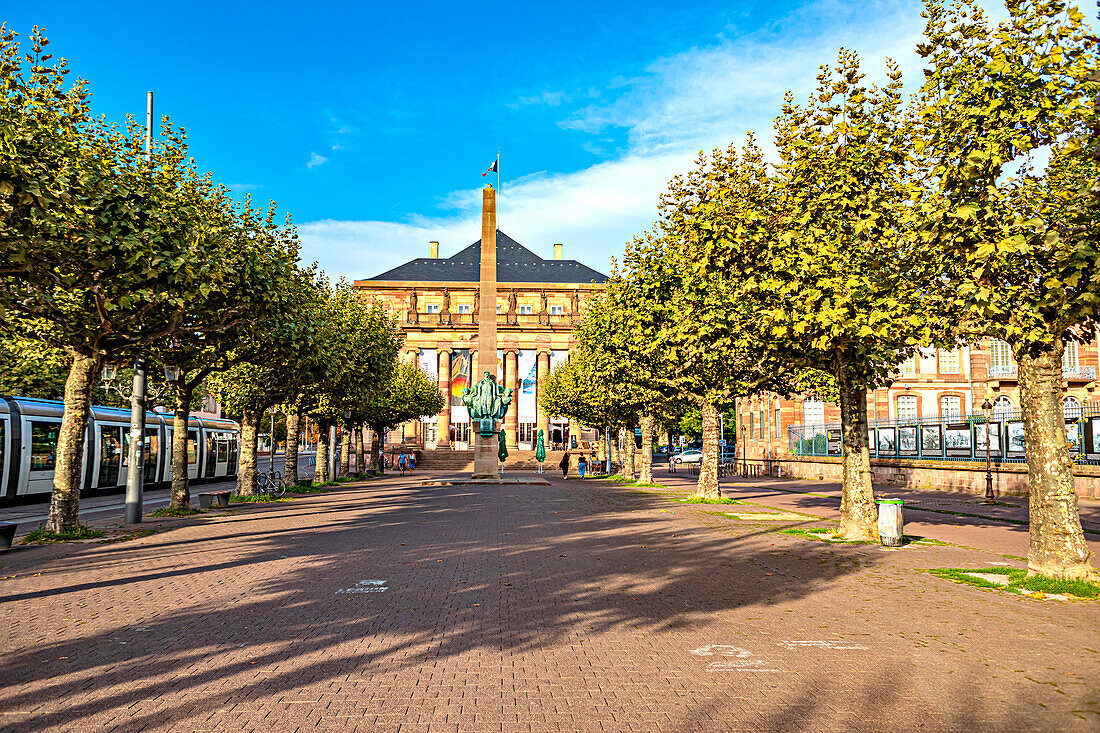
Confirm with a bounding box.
[336,579,388,594]
[779,640,868,650]
[689,645,780,672]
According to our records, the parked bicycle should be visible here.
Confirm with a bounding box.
[253,470,287,498]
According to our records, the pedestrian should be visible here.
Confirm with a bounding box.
[578,454,587,479]
[397,452,408,475]
[409,452,416,471]
[669,452,676,473]
[558,453,569,479]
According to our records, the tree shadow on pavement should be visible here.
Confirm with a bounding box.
[1,478,903,730]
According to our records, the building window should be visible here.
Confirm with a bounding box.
[993,395,1013,417]
[759,408,765,439]
[775,406,782,433]
[1064,396,1082,417]
[518,305,533,314]
[939,395,962,417]
[549,305,564,315]
[896,394,918,421]
[426,304,440,314]
[899,354,917,376]
[938,348,958,374]
[989,339,1012,370]
[802,400,825,426]
[748,412,754,438]
[1063,341,1079,372]
[456,304,471,314]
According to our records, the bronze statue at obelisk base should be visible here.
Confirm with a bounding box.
[461,372,513,438]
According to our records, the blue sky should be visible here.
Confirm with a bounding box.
[7,0,989,281]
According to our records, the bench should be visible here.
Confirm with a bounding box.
[197,490,231,509]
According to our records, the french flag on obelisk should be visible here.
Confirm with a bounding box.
[481,156,498,177]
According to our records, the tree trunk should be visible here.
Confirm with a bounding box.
[315,420,331,483]
[696,400,720,499]
[168,382,194,510]
[639,414,655,484]
[624,423,637,480]
[45,352,100,533]
[1018,343,1095,579]
[339,424,351,477]
[356,422,366,475]
[236,410,259,496]
[284,405,301,485]
[370,426,385,475]
[837,366,879,541]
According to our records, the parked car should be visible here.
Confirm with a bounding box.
[671,449,703,465]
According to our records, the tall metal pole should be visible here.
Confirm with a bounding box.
[269,408,276,472]
[985,412,994,500]
[123,91,154,524]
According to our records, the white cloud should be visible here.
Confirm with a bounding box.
[299,0,1010,283]
[227,182,263,192]
[306,152,328,169]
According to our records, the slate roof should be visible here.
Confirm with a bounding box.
[366,230,608,284]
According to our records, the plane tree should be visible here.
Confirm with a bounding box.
[358,361,445,475]
[915,0,1098,578]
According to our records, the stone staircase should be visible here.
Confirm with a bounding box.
[414,449,570,472]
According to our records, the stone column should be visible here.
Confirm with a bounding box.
[437,348,452,449]
[504,349,519,448]
[535,350,551,447]
[473,186,499,477]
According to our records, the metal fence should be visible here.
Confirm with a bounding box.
[788,405,1100,465]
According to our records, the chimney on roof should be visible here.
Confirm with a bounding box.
[429,241,439,259]
[553,243,563,260]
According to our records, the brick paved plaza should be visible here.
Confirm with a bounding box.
[1,472,1098,732]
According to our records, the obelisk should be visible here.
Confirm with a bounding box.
[472,186,499,478]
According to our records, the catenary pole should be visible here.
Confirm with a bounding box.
[124,91,154,524]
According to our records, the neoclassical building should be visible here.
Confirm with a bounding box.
[354,231,608,451]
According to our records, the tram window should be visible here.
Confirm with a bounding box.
[217,435,228,462]
[99,427,122,485]
[187,430,198,465]
[30,421,60,471]
[227,436,238,474]
[0,420,5,478]
[205,433,217,474]
[121,432,130,466]
[143,428,158,482]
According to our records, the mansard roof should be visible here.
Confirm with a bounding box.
[366,230,608,284]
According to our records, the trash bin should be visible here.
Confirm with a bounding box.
[877,499,904,547]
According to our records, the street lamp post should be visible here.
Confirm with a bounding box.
[981,397,994,501]
[269,407,277,473]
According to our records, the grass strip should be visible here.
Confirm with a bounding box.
[22,524,104,543]
[229,493,292,503]
[151,506,202,518]
[778,527,876,544]
[929,567,1100,600]
[287,484,334,494]
[677,497,744,505]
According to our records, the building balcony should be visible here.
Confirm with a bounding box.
[405,312,578,328]
[987,364,1095,380]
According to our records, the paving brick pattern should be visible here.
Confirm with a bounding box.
[1,473,1097,732]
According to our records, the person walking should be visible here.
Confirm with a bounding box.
[397,452,407,475]
[577,454,587,479]
[558,453,570,479]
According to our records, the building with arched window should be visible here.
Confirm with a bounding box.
[354,232,608,453]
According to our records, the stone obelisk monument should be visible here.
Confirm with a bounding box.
[472,186,499,478]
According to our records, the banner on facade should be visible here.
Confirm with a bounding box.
[450,349,471,407]
[517,350,536,422]
[418,348,437,423]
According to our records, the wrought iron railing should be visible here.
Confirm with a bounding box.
[788,405,1100,465]
[986,364,1095,380]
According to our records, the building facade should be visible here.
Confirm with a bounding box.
[353,231,608,451]
[736,337,1100,466]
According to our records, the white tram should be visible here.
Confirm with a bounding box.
[0,397,240,502]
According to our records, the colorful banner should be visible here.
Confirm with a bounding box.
[450,349,471,407]
[418,348,437,382]
[518,350,536,421]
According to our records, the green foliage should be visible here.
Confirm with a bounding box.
[150,506,201,517]
[0,335,68,398]
[22,524,103,543]
[676,496,742,505]
[929,567,1099,600]
[916,0,1099,352]
[359,360,446,434]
